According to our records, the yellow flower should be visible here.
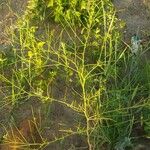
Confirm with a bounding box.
[28,51,33,58]
[38,42,45,49]
[36,58,42,67]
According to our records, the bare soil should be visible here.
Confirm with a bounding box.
[113,0,150,39]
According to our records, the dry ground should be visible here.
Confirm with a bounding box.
[113,0,150,39]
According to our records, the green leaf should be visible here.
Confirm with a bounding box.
[48,0,54,7]
[131,85,139,100]
[81,0,86,10]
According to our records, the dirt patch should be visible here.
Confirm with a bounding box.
[0,97,87,149]
[113,0,150,74]
[113,0,150,39]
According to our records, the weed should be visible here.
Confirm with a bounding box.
[1,0,150,150]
